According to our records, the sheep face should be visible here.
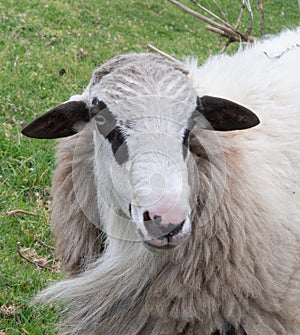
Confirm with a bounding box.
[21,53,259,251]
[91,95,196,250]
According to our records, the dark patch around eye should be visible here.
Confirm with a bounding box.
[92,98,129,165]
[90,98,107,119]
[95,108,116,137]
[92,98,107,110]
[106,126,129,165]
[182,129,190,159]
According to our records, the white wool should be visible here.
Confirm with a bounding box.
[187,29,300,232]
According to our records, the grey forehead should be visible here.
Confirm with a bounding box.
[90,53,188,85]
[87,54,195,107]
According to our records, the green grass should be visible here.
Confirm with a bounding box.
[0,0,299,333]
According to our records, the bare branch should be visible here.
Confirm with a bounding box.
[212,0,227,21]
[190,0,230,28]
[34,236,55,251]
[17,242,60,273]
[18,242,39,266]
[235,0,246,29]
[6,209,36,216]
[235,0,253,35]
[245,0,254,35]
[258,0,265,35]
[168,0,255,44]
[147,44,181,63]
[168,0,239,39]
[206,25,235,41]
[220,40,232,53]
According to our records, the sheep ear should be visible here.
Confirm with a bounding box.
[22,101,92,139]
[196,95,260,131]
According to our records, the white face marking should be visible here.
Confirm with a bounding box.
[86,55,198,249]
[91,101,195,248]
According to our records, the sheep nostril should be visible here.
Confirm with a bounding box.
[143,215,185,239]
[153,215,162,224]
[143,210,151,222]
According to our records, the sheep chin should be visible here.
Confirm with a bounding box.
[143,239,177,253]
[143,229,190,252]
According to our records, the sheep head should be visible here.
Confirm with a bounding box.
[22,54,259,251]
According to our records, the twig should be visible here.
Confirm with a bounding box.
[169,0,239,39]
[244,0,254,35]
[206,25,235,41]
[264,44,300,60]
[17,242,39,267]
[17,242,60,273]
[34,236,55,251]
[212,0,227,20]
[190,0,231,29]
[220,40,232,53]
[258,0,265,35]
[147,44,181,63]
[6,209,36,216]
[168,0,254,43]
[235,0,246,29]
[235,0,253,35]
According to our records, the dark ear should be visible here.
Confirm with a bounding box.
[196,95,260,131]
[22,101,94,139]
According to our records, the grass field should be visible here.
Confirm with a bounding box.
[0,0,299,333]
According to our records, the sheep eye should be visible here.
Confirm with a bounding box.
[95,114,106,126]
[106,126,129,165]
[182,129,190,159]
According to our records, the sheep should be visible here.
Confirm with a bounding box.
[22,28,300,335]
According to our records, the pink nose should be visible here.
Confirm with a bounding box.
[148,205,187,225]
[143,210,186,239]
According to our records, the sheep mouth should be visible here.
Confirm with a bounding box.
[143,222,189,251]
[144,241,177,251]
[130,205,191,250]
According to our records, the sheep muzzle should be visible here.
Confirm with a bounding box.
[130,206,191,250]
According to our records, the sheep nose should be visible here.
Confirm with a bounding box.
[143,211,185,239]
